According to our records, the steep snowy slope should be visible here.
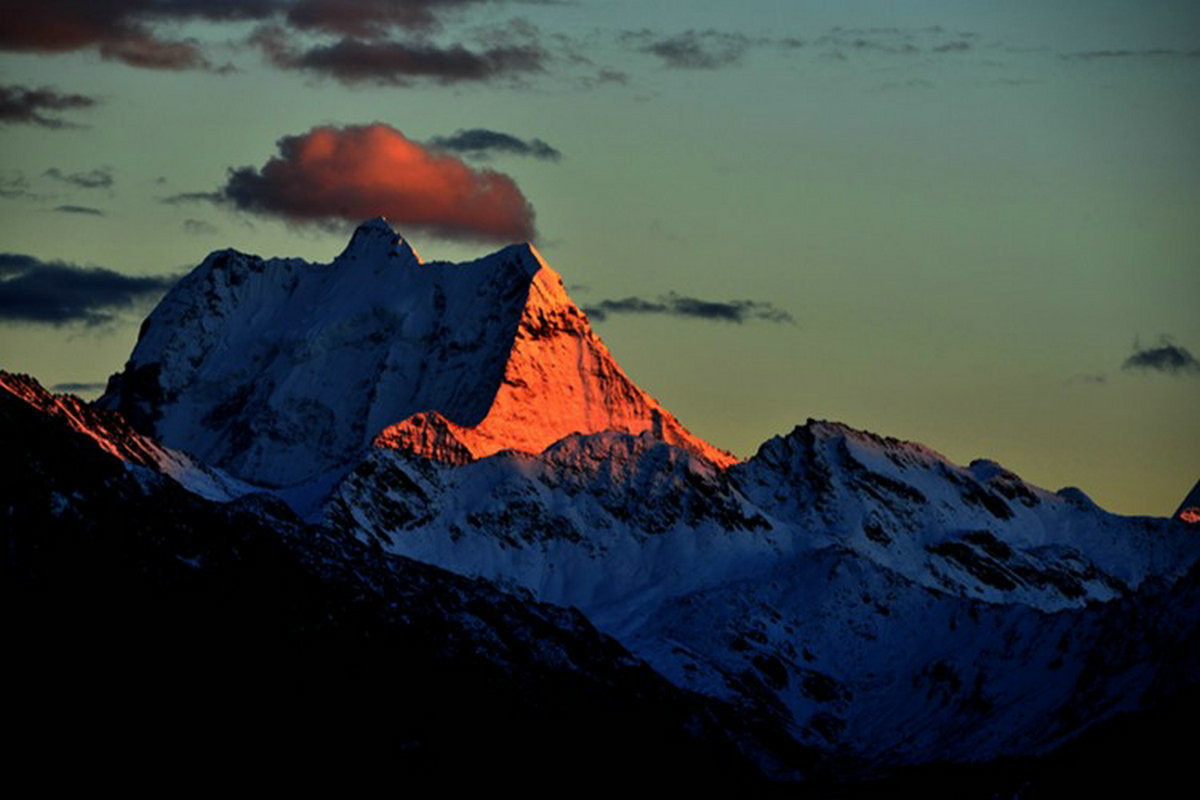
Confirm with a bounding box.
[332,421,1197,618]
[98,218,732,488]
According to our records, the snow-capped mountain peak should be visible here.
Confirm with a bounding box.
[99,221,733,488]
[337,216,422,264]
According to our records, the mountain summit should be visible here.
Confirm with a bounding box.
[99,219,733,487]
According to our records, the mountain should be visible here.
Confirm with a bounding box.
[98,218,733,490]
[12,220,1200,790]
[329,418,1200,769]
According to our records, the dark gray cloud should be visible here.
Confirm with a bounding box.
[44,167,114,190]
[0,1,526,71]
[0,253,178,326]
[160,190,226,205]
[53,205,105,216]
[1122,338,1200,376]
[428,128,561,160]
[0,84,97,128]
[814,25,978,58]
[98,32,212,70]
[584,292,794,325]
[182,218,218,235]
[254,25,546,85]
[283,0,493,37]
[0,172,38,200]
[0,2,214,69]
[577,67,629,88]
[621,29,759,70]
[50,381,108,393]
[1061,48,1200,61]
[1068,373,1108,386]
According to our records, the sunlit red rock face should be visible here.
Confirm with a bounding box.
[99,218,733,487]
[1177,480,1200,525]
[2,371,250,500]
[0,371,164,466]
[375,248,737,468]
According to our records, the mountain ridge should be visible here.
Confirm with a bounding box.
[7,218,1198,786]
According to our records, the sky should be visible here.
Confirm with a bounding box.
[0,0,1197,516]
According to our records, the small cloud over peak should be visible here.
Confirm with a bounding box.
[216,123,536,242]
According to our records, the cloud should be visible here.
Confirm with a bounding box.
[577,67,629,88]
[44,167,114,190]
[0,171,38,200]
[53,205,105,216]
[218,123,536,241]
[98,31,211,70]
[583,292,794,325]
[0,1,214,69]
[1067,373,1107,386]
[182,218,218,235]
[50,381,107,393]
[0,1,508,71]
[1121,338,1200,376]
[814,25,978,58]
[253,26,545,85]
[622,29,758,70]
[283,0,491,38]
[1061,49,1200,61]
[160,190,226,205]
[0,253,178,326]
[0,84,97,128]
[428,128,561,160]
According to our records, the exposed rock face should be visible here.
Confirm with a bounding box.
[1,371,248,500]
[1176,479,1200,524]
[99,218,733,487]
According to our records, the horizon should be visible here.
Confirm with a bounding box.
[1,1,1197,516]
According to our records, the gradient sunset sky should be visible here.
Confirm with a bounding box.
[1,0,1197,516]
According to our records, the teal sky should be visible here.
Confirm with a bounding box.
[1,1,1197,515]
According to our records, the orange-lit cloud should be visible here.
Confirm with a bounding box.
[223,123,536,242]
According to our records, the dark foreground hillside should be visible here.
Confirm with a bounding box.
[3,380,1197,795]
[0,387,797,789]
